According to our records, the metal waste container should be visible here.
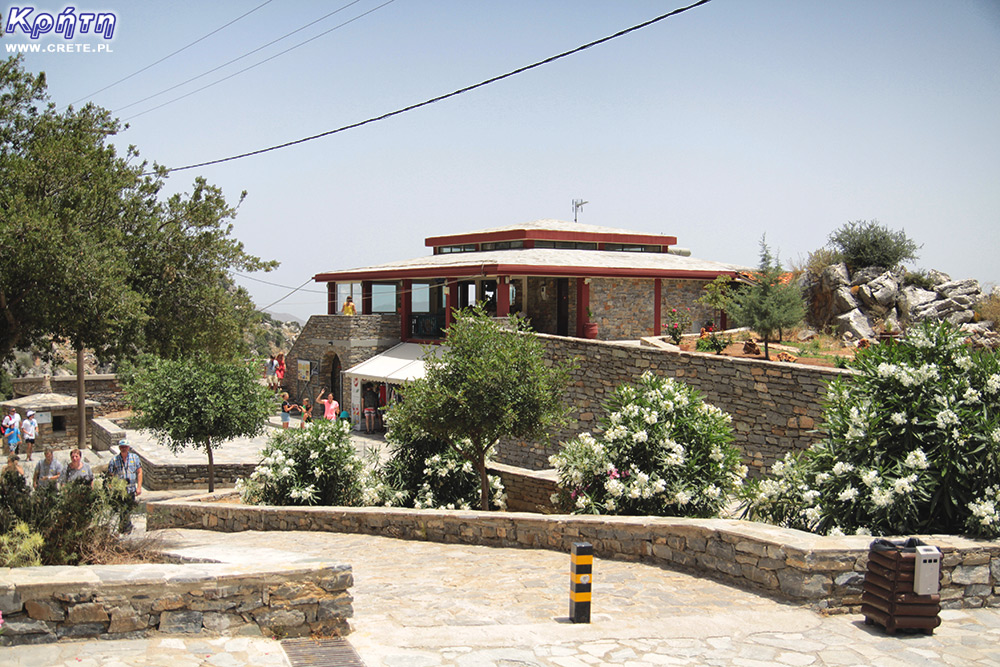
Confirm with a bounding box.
[862,537,941,635]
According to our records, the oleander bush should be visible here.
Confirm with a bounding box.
[550,372,746,517]
[744,320,1000,537]
[237,419,367,506]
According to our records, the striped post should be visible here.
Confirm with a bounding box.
[570,542,593,623]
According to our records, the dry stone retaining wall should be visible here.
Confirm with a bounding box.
[0,561,353,646]
[498,334,843,473]
[146,498,999,612]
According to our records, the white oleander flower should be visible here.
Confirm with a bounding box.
[904,449,929,470]
[871,488,893,507]
[703,485,721,499]
[838,486,859,502]
[605,478,625,497]
[832,461,854,475]
[802,490,821,503]
[827,526,845,537]
[890,412,907,426]
[935,409,959,429]
[674,489,692,505]
[860,469,880,488]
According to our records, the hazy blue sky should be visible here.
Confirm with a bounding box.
[9,0,1000,322]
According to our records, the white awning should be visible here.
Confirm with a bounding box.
[343,343,445,384]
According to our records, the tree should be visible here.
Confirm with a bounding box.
[0,55,275,365]
[827,219,920,271]
[726,238,805,360]
[122,356,274,492]
[388,307,572,510]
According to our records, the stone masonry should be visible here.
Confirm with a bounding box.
[0,561,353,646]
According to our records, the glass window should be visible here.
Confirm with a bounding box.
[534,240,598,250]
[481,241,524,251]
[602,243,662,252]
[435,244,477,254]
[371,284,397,312]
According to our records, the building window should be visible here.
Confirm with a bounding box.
[371,283,397,313]
[434,244,477,254]
[52,415,66,434]
[480,241,524,251]
[603,243,662,252]
[533,241,598,250]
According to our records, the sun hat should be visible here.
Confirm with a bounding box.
[26,410,35,417]
[118,439,130,448]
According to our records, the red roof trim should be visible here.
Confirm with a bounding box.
[314,264,736,283]
[425,229,677,247]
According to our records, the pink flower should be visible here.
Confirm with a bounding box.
[608,467,620,479]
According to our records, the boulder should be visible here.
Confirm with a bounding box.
[835,309,876,341]
[850,266,888,287]
[897,286,937,321]
[822,263,850,288]
[833,286,858,315]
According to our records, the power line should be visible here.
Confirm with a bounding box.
[157,0,713,175]
[69,0,277,107]
[115,0,374,115]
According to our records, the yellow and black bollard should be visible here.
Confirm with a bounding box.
[569,542,593,623]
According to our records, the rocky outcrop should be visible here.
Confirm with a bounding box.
[803,265,993,343]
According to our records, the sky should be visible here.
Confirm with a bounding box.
[6,0,1000,323]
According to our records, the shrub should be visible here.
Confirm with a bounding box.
[744,320,1000,537]
[903,269,936,291]
[665,307,692,344]
[550,372,746,517]
[974,288,1000,325]
[827,220,920,271]
[374,414,505,510]
[238,420,366,506]
[0,521,43,567]
[696,327,731,354]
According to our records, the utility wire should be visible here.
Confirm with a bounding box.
[158,0,713,175]
[69,0,277,107]
[258,278,314,312]
[115,0,371,114]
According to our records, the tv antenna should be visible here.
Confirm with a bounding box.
[572,199,588,223]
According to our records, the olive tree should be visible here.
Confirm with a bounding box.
[389,307,572,510]
[123,356,274,492]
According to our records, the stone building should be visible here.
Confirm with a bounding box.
[285,219,745,425]
[1,393,99,451]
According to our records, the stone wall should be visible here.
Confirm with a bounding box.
[140,455,259,491]
[91,418,125,452]
[146,497,1000,612]
[0,561,353,646]
[489,463,559,513]
[497,334,842,472]
[12,375,125,416]
[284,314,401,415]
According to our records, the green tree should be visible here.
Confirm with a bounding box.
[123,356,274,492]
[827,219,920,271]
[0,55,275,365]
[388,307,572,510]
[726,238,805,360]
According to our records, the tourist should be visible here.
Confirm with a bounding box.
[21,410,38,461]
[299,398,313,428]
[33,446,64,490]
[2,454,24,479]
[341,296,357,315]
[265,355,278,391]
[2,407,20,445]
[363,383,379,434]
[317,388,339,421]
[106,439,143,499]
[275,353,286,389]
[280,392,297,429]
[4,418,21,456]
[60,448,93,486]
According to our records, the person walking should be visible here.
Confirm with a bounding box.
[106,439,143,499]
[21,410,38,461]
[4,419,21,457]
[33,447,63,490]
[265,355,278,392]
[275,353,286,390]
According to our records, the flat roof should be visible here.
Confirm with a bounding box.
[315,247,746,283]
[425,219,678,248]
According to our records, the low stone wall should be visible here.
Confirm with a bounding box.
[0,561,353,646]
[140,455,259,491]
[147,498,1000,612]
[91,417,125,452]
[13,374,126,416]
[489,463,558,513]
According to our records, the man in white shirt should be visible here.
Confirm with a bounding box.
[21,410,38,461]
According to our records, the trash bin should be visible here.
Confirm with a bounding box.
[861,537,941,635]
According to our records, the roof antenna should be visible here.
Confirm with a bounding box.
[572,199,588,223]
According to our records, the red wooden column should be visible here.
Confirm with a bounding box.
[497,276,510,317]
[446,278,459,328]
[654,278,662,336]
[361,281,373,315]
[327,282,337,315]
[576,278,590,337]
[400,279,412,341]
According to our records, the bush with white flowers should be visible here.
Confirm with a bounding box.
[550,371,746,517]
[238,420,367,507]
[745,320,1000,537]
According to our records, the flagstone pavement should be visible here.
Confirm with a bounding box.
[7,517,1000,667]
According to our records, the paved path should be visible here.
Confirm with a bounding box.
[9,524,1000,666]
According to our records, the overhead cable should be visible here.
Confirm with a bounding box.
[156,0,713,175]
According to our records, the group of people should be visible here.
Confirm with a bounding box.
[3,406,38,460]
[1,438,142,501]
[265,353,286,392]
[277,388,343,428]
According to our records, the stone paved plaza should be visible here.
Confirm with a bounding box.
[8,522,1000,666]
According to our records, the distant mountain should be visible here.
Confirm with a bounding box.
[265,310,306,326]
